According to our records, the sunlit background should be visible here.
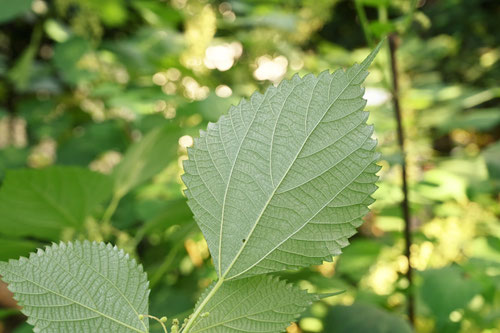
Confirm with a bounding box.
[0,0,499,332]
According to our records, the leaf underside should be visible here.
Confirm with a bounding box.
[0,241,149,333]
[189,275,316,333]
[183,43,382,280]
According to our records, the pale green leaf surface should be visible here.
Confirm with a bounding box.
[0,241,149,333]
[113,123,179,196]
[183,44,382,280]
[0,166,113,240]
[188,275,315,333]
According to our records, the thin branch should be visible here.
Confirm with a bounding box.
[388,33,415,326]
[142,315,168,333]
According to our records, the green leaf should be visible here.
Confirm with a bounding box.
[8,26,42,90]
[0,0,32,23]
[419,266,480,325]
[113,123,179,197]
[187,275,316,333]
[183,43,382,280]
[323,303,413,333]
[483,141,500,180]
[0,241,150,333]
[0,166,113,240]
[336,239,382,282]
[0,237,40,261]
[52,37,95,85]
[57,120,129,166]
[136,198,193,236]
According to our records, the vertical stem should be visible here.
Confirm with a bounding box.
[149,243,182,289]
[354,0,374,47]
[100,191,123,229]
[388,34,415,326]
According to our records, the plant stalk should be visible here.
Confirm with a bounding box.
[354,0,374,47]
[388,33,415,326]
[181,277,225,333]
[101,191,123,228]
[144,315,168,333]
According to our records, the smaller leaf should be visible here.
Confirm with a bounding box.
[0,241,150,333]
[0,166,113,240]
[113,123,179,197]
[187,275,316,333]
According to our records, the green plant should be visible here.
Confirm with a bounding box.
[0,43,381,333]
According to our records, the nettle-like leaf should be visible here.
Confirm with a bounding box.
[187,275,316,333]
[0,241,150,333]
[183,43,381,280]
[0,166,113,240]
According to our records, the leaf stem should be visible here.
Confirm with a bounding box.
[100,191,123,228]
[181,278,225,333]
[144,315,168,333]
[149,243,181,289]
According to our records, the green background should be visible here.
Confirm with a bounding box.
[0,0,499,332]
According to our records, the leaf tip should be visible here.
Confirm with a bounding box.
[361,39,384,68]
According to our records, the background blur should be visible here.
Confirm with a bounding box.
[0,0,499,332]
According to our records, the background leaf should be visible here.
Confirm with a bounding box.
[0,166,113,240]
[0,241,150,333]
[183,43,381,280]
[323,303,413,333]
[113,123,179,197]
[419,266,480,331]
[0,0,32,23]
[187,275,316,333]
[0,238,41,261]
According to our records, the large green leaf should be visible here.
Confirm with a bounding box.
[0,237,40,261]
[0,166,113,240]
[0,241,150,333]
[0,0,32,23]
[186,275,316,333]
[323,303,413,333]
[113,123,179,197]
[183,43,381,280]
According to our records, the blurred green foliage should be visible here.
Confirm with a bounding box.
[0,0,499,332]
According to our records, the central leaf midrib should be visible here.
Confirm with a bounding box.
[217,89,271,276]
[230,141,373,279]
[221,64,367,279]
